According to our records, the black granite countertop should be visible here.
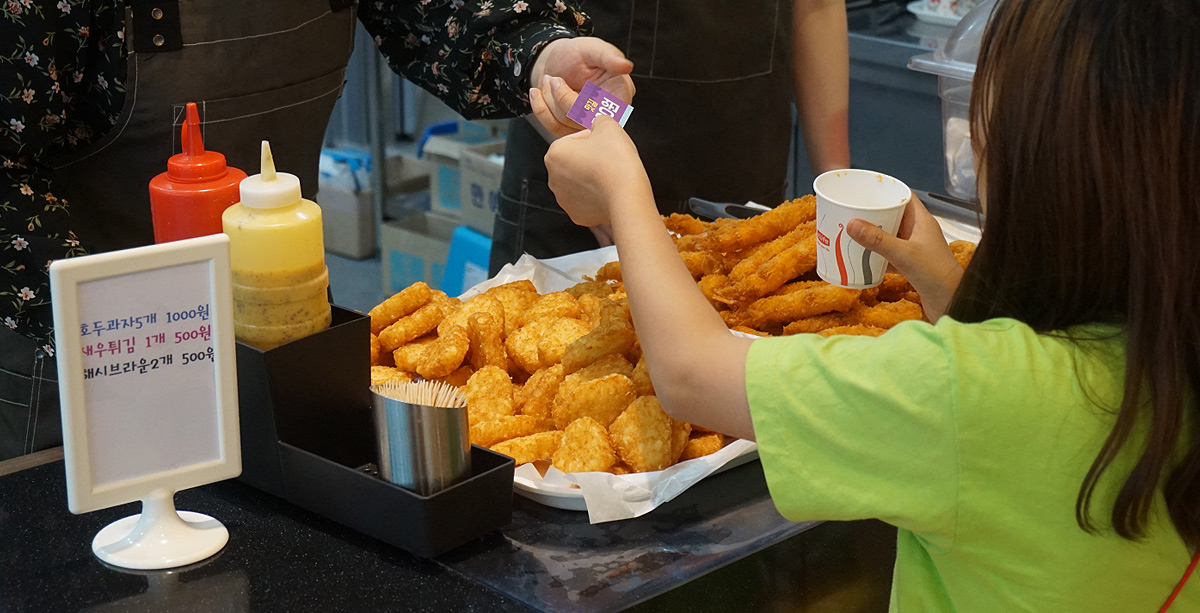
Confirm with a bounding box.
[0,458,896,612]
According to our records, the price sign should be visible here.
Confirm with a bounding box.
[50,233,239,569]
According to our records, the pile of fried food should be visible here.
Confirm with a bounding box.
[661,195,974,337]
[367,196,976,477]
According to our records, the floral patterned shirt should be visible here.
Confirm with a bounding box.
[1,0,589,351]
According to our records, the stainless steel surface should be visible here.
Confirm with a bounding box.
[371,391,470,496]
[911,188,983,226]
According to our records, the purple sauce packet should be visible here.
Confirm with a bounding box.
[565,81,633,129]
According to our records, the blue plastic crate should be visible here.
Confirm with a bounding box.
[441,226,492,297]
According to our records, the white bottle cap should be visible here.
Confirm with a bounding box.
[238,141,302,209]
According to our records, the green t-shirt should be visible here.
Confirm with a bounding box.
[746,317,1195,612]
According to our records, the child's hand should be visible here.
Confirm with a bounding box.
[544,114,654,227]
[847,196,963,321]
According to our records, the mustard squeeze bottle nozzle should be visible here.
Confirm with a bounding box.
[148,102,247,243]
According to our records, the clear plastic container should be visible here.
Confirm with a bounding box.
[907,0,996,201]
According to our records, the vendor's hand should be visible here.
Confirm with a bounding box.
[847,196,963,321]
[545,115,652,227]
[529,37,635,139]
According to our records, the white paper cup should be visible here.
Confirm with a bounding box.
[813,169,911,289]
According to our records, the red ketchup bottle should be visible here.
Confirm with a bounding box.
[148,102,247,243]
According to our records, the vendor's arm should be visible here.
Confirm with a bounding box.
[545,116,755,440]
[360,1,629,121]
[792,0,851,173]
[1,5,121,349]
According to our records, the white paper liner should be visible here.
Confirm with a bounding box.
[460,246,758,524]
[471,212,974,523]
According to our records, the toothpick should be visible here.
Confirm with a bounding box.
[370,380,467,409]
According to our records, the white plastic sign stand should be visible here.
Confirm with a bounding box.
[49,234,240,570]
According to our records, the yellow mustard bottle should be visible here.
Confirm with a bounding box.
[223,141,331,350]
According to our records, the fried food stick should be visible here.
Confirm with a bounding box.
[719,232,819,304]
[782,298,925,335]
[730,283,860,329]
[679,250,725,280]
[700,195,817,253]
[727,222,814,284]
[818,324,888,337]
[663,213,710,236]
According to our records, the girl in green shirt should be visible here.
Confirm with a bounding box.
[540,0,1200,610]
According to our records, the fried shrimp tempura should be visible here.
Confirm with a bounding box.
[700,195,816,253]
[818,324,888,337]
[663,213,711,236]
[369,281,432,334]
[875,273,915,303]
[730,325,770,337]
[552,417,618,473]
[697,274,731,310]
[491,431,563,465]
[719,231,819,303]
[679,250,725,280]
[727,222,813,283]
[731,283,860,328]
[782,299,925,335]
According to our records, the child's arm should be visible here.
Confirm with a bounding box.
[545,116,757,440]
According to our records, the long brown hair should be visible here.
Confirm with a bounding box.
[950,0,1200,548]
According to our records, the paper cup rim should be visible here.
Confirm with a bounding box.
[813,169,912,212]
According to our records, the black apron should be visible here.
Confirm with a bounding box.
[0,0,356,461]
[489,0,795,274]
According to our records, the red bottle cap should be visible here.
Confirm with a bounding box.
[167,103,230,182]
[148,102,247,243]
